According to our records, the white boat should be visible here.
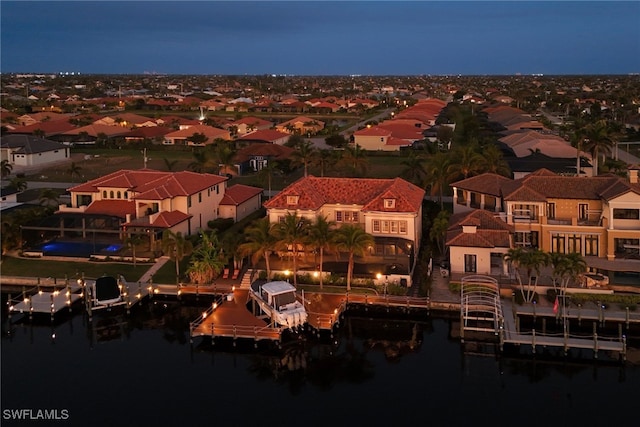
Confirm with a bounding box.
[250,281,308,329]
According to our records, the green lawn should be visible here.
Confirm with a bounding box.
[0,256,150,282]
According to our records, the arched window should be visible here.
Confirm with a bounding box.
[117,191,121,199]
[103,190,107,198]
[110,191,114,198]
[124,192,128,199]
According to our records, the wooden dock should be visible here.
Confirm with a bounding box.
[8,282,83,317]
[189,289,286,343]
[153,283,235,297]
[500,299,627,358]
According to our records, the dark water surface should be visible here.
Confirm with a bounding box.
[2,297,638,427]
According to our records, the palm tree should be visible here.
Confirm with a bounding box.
[429,210,450,256]
[8,177,27,193]
[400,151,427,185]
[221,231,244,271]
[162,230,193,284]
[339,144,368,177]
[213,140,237,175]
[1,159,13,178]
[239,217,277,280]
[550,252,587,294]
[479,144,511,176]
[582,120,614,176]
[1,214,22,256]
[38,188,59,207]
[163,158,178,171]
[447,143,484,181]
[272,212,311,286]
[504,247,550,303]
[257,161,279,199]
[291,139,316,177]
[424,152,451,209]
[187,232,225,285]
[311,149,333,177]
[188,148,212,173]
[308,215,336,289]
[67,162,82,182]
[124,234,145,267]
[333,224,374,292]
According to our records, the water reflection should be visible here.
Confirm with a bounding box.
[2,293,640,426]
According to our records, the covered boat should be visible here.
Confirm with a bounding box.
[91,275,124,306]
[250,281,308,329]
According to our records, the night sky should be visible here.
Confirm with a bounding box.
[1,1,639,75]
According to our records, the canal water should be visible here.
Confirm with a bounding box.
[1,296,638,426]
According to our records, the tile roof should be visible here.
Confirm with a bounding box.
[83,200,135,218]
[238,129,290,143]
[446,209,513,248]
[264,176,424,213]
[220,185,263,206]
[69,169,227,198]
[8,120,77,136]
[124,210,192,228]
[164,124,229,138]
[452,170,640,202]
[450,173,513,197]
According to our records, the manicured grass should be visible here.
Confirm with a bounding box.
[151,257,191,285]
[0,256,149,282]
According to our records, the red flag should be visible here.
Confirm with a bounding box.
[553,296,559,314]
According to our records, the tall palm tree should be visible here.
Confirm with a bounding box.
[239,217,277,280]
[1,214,22,256]
[1,159,13,178]
[582,120,614,176]
[424,152,451,210]
[67,162,82,183]
[400,151,427,185]
[188,148,212,173]
[311,149,333,177]
[162,230,193,284]
[308,215,336,289]
[272,212,311,286]
[332,224,374,292]
[504,247,550,303]
[38,188,60,207]
[187,232,225,285]
[124,234,145,267]
[291,139,316,177]
[339,144,368,177]
[429,210,450,256]
[447,143,484,181]
[257,161,279,199]
[479,144,511,176]
[213,140,237,175]
[550,252,587,294]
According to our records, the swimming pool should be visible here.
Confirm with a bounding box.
[33,240,123,257]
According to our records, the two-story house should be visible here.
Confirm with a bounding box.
[449,168,640,283]
[263,176,425,285]
[55,169,229,250]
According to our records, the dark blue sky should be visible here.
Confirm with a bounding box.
[1,1,639,75]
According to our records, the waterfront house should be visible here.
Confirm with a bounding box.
[47,169,229,252]
[449,168,640,283]
[264,176,425,284]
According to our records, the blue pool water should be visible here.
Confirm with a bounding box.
[34,241,123,257]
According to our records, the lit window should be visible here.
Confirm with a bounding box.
[287,195,299,205]
[384,198,396,209]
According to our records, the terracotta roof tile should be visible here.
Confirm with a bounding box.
[220,185,263,206]
[82,200,135,218]
[264,176,424,213]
